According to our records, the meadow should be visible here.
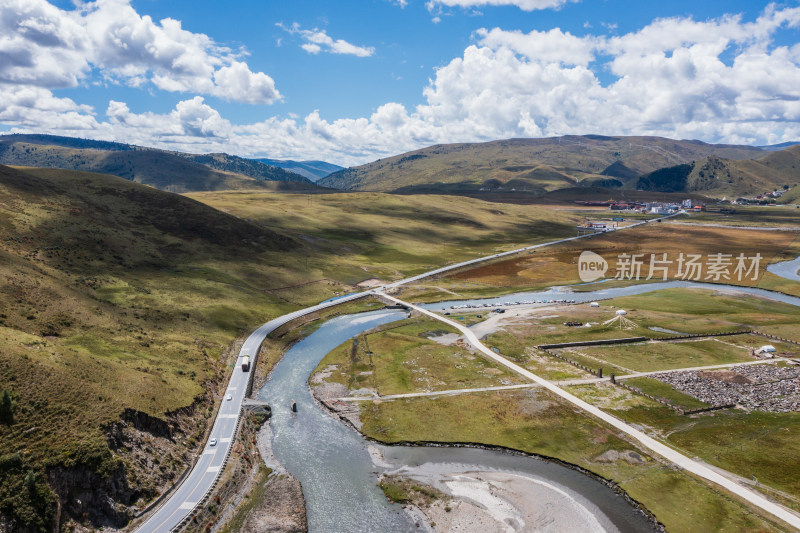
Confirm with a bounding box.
[396,220,800,302]
[0,167,585,530]
[3,163,799,531]
[308,284,800,530]
[186,190,584,284]
[358,389,790,532]
[311,318,524,397]
[575,339,755,373]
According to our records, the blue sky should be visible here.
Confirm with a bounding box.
[2,0,800,164]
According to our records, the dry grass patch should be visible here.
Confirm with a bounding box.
[438,223,799,293]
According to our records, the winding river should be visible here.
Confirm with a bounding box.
[256,279,800,532]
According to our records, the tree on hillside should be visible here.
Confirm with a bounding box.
[0,389,15,424]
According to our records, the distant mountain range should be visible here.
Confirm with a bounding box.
[757,142,800,152]
[256,158,343,182]
[2,133,797,200]
[318,135,769,196]
[0,134,332,193]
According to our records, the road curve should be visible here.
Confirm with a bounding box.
[135,211,682,532]
[379,292,800,531]
[134,292,368,533]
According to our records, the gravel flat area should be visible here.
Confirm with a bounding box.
[655,363,800,412]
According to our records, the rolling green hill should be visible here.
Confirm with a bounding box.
[319,135,765,193]
[0,134,315,193]
[0,164,586,532]
[0,164,305,531]
[637,146,800,198]
[177,152,312,183]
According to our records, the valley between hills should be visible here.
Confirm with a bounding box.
[1,135,800,533]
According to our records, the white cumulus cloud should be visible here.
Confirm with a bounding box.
[475,27,597,65]
[278,23,375,57]
[428,0,574,12]
[4,5,800,166]
[0,0,281,104]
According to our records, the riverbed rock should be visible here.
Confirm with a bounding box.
[236,474,307,533]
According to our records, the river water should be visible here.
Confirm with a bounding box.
[419,280,800,310]
[256,279,800,532]
[767,255,800,282]
[257,310,413,532]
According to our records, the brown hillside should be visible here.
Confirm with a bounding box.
[319,135,764,192]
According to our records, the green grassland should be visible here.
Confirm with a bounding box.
[547,309,800,513]
[478,289,800,363]
[522,352,597,381]
[187,190,583,283]
[323,286,800,528]
[609,288,800,336]
[0,165,586,531]
[552,348,635,377]
[578,339,754,373]
[606,397,800,513]
[756,270,800,299]
[0,165,311,528]
[311,318,524,396]
[358,389,789,532]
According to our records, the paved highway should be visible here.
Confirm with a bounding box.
[380,292,800,531]
[135,293,367,533]
[136,211,683,532]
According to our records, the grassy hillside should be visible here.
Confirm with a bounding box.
[0,134,316,193]
[319,135,764,193]
[187,190,584,285]
[637,147,800,198]
[177,152,311,183]
[0,165,313,531]
[0,166,584,531]
[0,141,270,192]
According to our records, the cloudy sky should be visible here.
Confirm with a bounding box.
[2,0,799,165]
